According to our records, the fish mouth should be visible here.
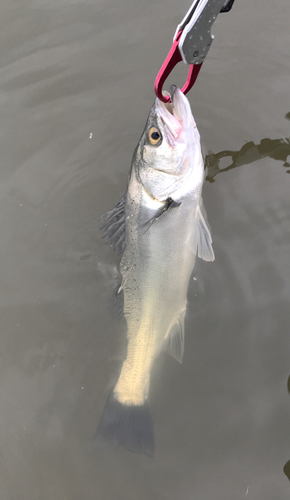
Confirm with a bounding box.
[155,87,183,141]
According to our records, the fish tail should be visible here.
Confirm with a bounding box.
[94,391,154,456]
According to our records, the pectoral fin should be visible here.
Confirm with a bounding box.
[162,310,186,363]
[195,201,215,262]
[144,197,181,232]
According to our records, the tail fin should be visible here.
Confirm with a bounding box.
[94,392,154,456]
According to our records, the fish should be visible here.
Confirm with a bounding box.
[94,86,214,456]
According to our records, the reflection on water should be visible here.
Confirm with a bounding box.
[206,135,290,182]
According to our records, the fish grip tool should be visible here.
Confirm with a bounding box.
[154,0,236,103]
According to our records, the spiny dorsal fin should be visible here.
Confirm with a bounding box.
[101,193,126,255]
[162,310,186,363]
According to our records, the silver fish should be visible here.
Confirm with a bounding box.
[95,86,214,456]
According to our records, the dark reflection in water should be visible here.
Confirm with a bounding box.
[284,375,290,480]
[284,461,290,481]
[205,136,290,182]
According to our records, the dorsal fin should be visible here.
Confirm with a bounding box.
[101,193,126,255]
[162,310,186,363]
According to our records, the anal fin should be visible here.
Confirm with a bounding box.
[162,310,186,363]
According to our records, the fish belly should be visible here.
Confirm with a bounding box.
[114,191,197,406]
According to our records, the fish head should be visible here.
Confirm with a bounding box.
[134,87,203,200]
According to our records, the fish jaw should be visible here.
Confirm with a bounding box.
[155,87,198,139]
[155,88,202,178]
[138,88,204,201]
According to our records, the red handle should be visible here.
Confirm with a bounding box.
[154,31,203,103]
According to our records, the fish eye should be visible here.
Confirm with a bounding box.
[148,126,162,146]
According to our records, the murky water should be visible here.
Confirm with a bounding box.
[1,0,290,498]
